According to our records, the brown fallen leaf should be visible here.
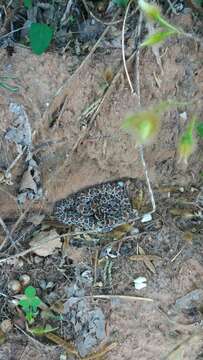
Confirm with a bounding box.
[46,332,117,360]
[27,214,45,226]
[29,229,61,256]
[165,331,203,360]
[129,255,161,262]
[138,246,156,274]
[84,342,117,360]
[46,332,79,356]
[19,169,37,194]
[0,329,6,345]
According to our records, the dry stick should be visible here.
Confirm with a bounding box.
[0,244,42,264]
[0,201,35,254]
[170,244,186,263]
[166,0,178,15]
[0,217,10,239]
[89,294,153,302]
[122,1,137,95]
[0,229,100,264]
[0,26,28,41]
[0,146,26,184]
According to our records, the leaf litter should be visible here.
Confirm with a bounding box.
[4,102,42,204]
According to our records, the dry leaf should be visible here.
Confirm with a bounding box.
[46,332,78,356]
[138,246,156,273]
[6,103,32,147]
[20,169,37,193]
[166,332,203,360]
[0,329,6,345]
[29,229,61,256]
[28,214,45,226]
[18,155,42,204]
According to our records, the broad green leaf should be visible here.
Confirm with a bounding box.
[196,122,203,138]
[25,286,36,298]
[24,0,32,9]
[19,299,30,312]
[141,30,175,47]
[29,23,53,55]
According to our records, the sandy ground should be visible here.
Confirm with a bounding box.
[0,11,203,360]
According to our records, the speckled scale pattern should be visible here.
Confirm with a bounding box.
[53,178,145,232]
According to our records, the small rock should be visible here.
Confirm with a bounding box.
[0,319,12,334]
[19,274,31,287]
[8,280,21,294]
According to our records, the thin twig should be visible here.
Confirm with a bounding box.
[129,254,162,261]
[134,12,156,214]
[0,217,12,252]
[0,26,28,41]
[89,294,153,302]
[122,0,137,94]
[139,145,156,214]
[166,0,178,15]
[5,147,25,177]
[0,217,10,239]
[170,245,186,263]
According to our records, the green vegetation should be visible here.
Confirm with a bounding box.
[28,23,53,55]
[19,286,42,324]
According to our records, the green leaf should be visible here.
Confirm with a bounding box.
[196,122,203,138]
[178,117,196,164]
[138,0,161,21]
[113,0,129,8]
[19,299,30,312]
[0,82,19,93]
[29,23,53,55]
[141,30,175,47]
[24,0,32,9]
[30,325,58,335]
[25,286,36,298]
[157,16,182,34]
[26,312,34,323]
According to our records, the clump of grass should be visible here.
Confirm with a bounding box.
[138,0,183,47]
[178,117,196,165]
[122,101,201,167]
